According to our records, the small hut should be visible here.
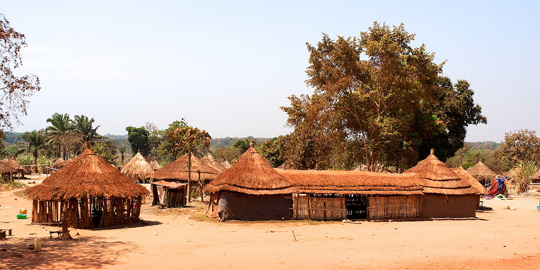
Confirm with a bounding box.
[26,149,148,229]
[279,170,424,220]
[51,158,72,171]
[149,160,161,171]
[153,154,220,207]
[204,145,296,221]
[467,161,497,187]
[201,153,227,173]
[452,167,488,195]
[0,160,19,182]
[121,152,154,183]
[221,160,231,169]
[405,151,481,218]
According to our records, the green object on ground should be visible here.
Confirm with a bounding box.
[16,214,27,219]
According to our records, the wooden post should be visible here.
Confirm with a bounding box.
[187,152,192,203]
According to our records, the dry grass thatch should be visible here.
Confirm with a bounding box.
[153,154,220,181]
[51,158,72,170]
[201,153,227,173]
[120,152,154,181]
[204,147,295,195]
[0,159,22,173]
[278,170,423,195]
[149,160,161,171]
[26,149,148,201]
[452,167,488,195]
[405,154,479,195]
[221,160,231,169]
[467,161,497,177]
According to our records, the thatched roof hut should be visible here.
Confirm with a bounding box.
[201,153,227,173]
[149,160,161,171]
[221,160,231,169]
[204,147,295,195]
[452,167,488,195]
[121,152,154,182]
[51,158,72,170]
[0,159,20,173]
[154,154,220,182]
[26,149,148,228]
[467,161,497,186]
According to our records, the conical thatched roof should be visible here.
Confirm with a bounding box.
[532,169,540,180]
[204,147,295,195]
[121,152,154,181]
[504,168,518,178]
[26,149,148,201]
[405,154,479,195]
[201,153,227,173]
[154,154,220,181]
[221,160,231,169]
[51,158,72,170]
[149,160,161,171]
[467,161,496,177]
[0,158,23,173]
[452,167,488,195]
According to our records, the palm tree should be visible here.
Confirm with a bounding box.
[74,115,100,143]
[168,127,211,203]
[46,113,76,159]
[118,146,127,163]
[22,130,46,165]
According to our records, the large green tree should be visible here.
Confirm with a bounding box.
[0,14,41,130]
[21,129,46,165]
[126,126,150,157]
[46,113,79,159]
[282,22,485,171]
[74,115,100,143]
[158,119,189,162]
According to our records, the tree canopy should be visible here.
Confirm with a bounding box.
[282,22,486,171]
[126,126,150,157]
[0,14,40,130]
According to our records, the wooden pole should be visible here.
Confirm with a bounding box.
[187,152,192,203]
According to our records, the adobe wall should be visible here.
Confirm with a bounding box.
[218,192,293,221]
[420,194,479,218]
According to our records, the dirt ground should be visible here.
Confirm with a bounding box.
[1,176,540,270]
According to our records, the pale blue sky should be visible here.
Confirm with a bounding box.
[2,1,539,142]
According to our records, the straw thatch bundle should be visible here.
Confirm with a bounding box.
[278,170,423,195]
[201,153,227,173]
[154,154,220,181]
[121,152,154,182]
[149,160,161,171]
[404,154,479,195]
[27,149,148,201]
[452,167,488,195]
[467,161,497,178]
[204,147,295,195]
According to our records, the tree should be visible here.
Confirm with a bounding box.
[118,146,127,163]
[91,138,118,165]
[258,138,284,168]
[233,138,252,153]
[496,129,540,166]
[0,14,41,130]
[515,161,536,194]
[21,130,46,165]
[282,22,485,171]
[158,119,189,162]
[74,115,100,143]
[46,113,79,159]
[145,122,161,160]
[168,126,211,202]
[125,126,150,157]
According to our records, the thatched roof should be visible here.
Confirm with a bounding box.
[0,159,23,173]
[452,167,488,195]
[121,152,154,181]
[467,161,497,177]
[532,169,540,180]
[51,158,72,170]
[26,149,148,201]
[221,160,231,169]
[153,154,220,181]
[204,147,295,195]
[149,160,161,171]
[278,170,423,195]
[504,168,518,178]
[405,154,479,195]
[201,153,227,173]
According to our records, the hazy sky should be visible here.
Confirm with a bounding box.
[2,1,539,142]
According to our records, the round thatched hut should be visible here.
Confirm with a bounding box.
[204,145,296,221]
[121,152,154,183]
[149,160,161,171]
[26,149,149,229]
[467,160,497,187]
[405,151,481,218]
[201,153,227,173]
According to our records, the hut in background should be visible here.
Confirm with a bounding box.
[153,154,220,207]
[51,158,72,171]
[405,151,481,218]
[0,160,19,182]
[221,160,231,169]
[121,152,154,183]
[201,153,227,173]
[0,159,25,180]
[279,170,424,220]
[149,160,161,171]
[26,149,148,229]
[452,167,488,195]
[467,161,497,187]
[204,144,296,221]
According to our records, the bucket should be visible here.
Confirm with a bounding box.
[16,214,27,219]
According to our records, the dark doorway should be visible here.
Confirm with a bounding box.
[346,195,367,219]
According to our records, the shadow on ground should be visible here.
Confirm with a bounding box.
[89,219,162,231]
[0,235,137,269]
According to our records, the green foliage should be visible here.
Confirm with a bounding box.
[233,137,253,153]
[37,156,51,172]
[74,115,100,143]
[158,119,189,162]
[0,14,41,130]
[16,153,33,166]
[126,126,150,157]
[211,146,241,163]
[21,130,46,164]
[118,146,127,163]
[91,139,118,165]
[516,161,536,193]
[258,138,283,168]
[46,113,81,159]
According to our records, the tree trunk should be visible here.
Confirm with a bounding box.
[60,208,72,240]
[198,170,203,203]
[187,152,192,203]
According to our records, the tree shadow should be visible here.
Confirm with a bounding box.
[89,220,162,231]
[0,235,137,269]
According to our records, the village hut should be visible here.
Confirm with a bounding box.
[221,160,231,169]
[279,170,424,220]
[0,159,25,180]
[452,167,488,195]
[153,154,220,207]
[530,169,540,184]
[51,158,72,171]
[467,160,497,187]
[201,153,227,173]
[121,152,154,183]
[0,160,19,182]
[204,143,296,221]
[149,160,161,171]
[405,150,481,218]
[26,149,148,229]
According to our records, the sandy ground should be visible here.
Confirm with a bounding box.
[1,176,540,270]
